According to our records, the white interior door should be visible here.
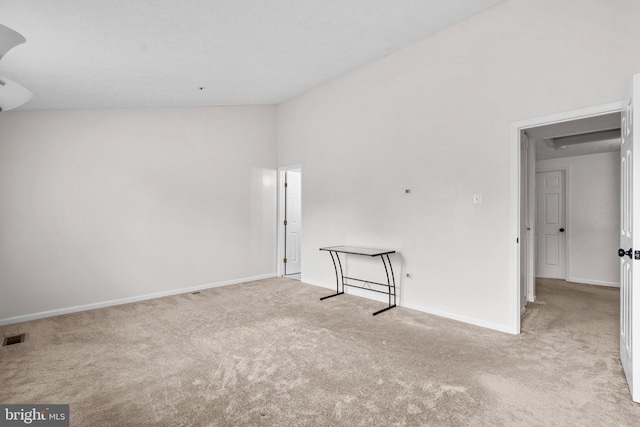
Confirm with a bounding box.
[285,170,301,275]
[620,74,640,402]
[536,170,566,279]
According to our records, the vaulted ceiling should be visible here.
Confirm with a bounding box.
[0,0,505,111]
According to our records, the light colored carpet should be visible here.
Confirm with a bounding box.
[1,277,639,426]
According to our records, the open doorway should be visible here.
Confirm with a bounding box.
[511,101,624,333]
[277,165,302,280]
[522,111,622,309]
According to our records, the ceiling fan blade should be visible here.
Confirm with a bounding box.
[0,76,33,111]
[0,23,27,60]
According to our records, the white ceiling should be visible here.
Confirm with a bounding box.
[0,0,505,111]
[526,112,622,161]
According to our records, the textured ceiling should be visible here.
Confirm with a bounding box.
[0,0,505,111]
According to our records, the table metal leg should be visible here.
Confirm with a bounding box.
[372,305,396,316]
[320,250,345,300]
[386,253,396,307]
[374,254,396,316]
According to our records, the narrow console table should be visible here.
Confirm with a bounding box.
[319,245,396,315]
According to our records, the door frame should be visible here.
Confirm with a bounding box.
[534,168,570,282]
[510,101,624,334]
[277,164,303,278]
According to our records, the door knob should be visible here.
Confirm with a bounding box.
[619,248,633,259]
[559,228,565,232]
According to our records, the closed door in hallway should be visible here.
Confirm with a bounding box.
[536,170,566,279]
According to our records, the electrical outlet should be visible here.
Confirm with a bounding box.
[473,193,482,205]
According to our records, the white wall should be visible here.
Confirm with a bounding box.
[0,106,278,322]
[537,151,620,287]
[277,0,640,332]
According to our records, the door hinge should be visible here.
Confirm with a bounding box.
[284,220,288,226]
[284,182,288,188]
[283,258,288,263]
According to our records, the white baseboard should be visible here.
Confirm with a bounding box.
[401,301,514,334]
[567,277,620,288]
[303,279,513,334]
[303,279,335,291]
[0,273,276,326]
